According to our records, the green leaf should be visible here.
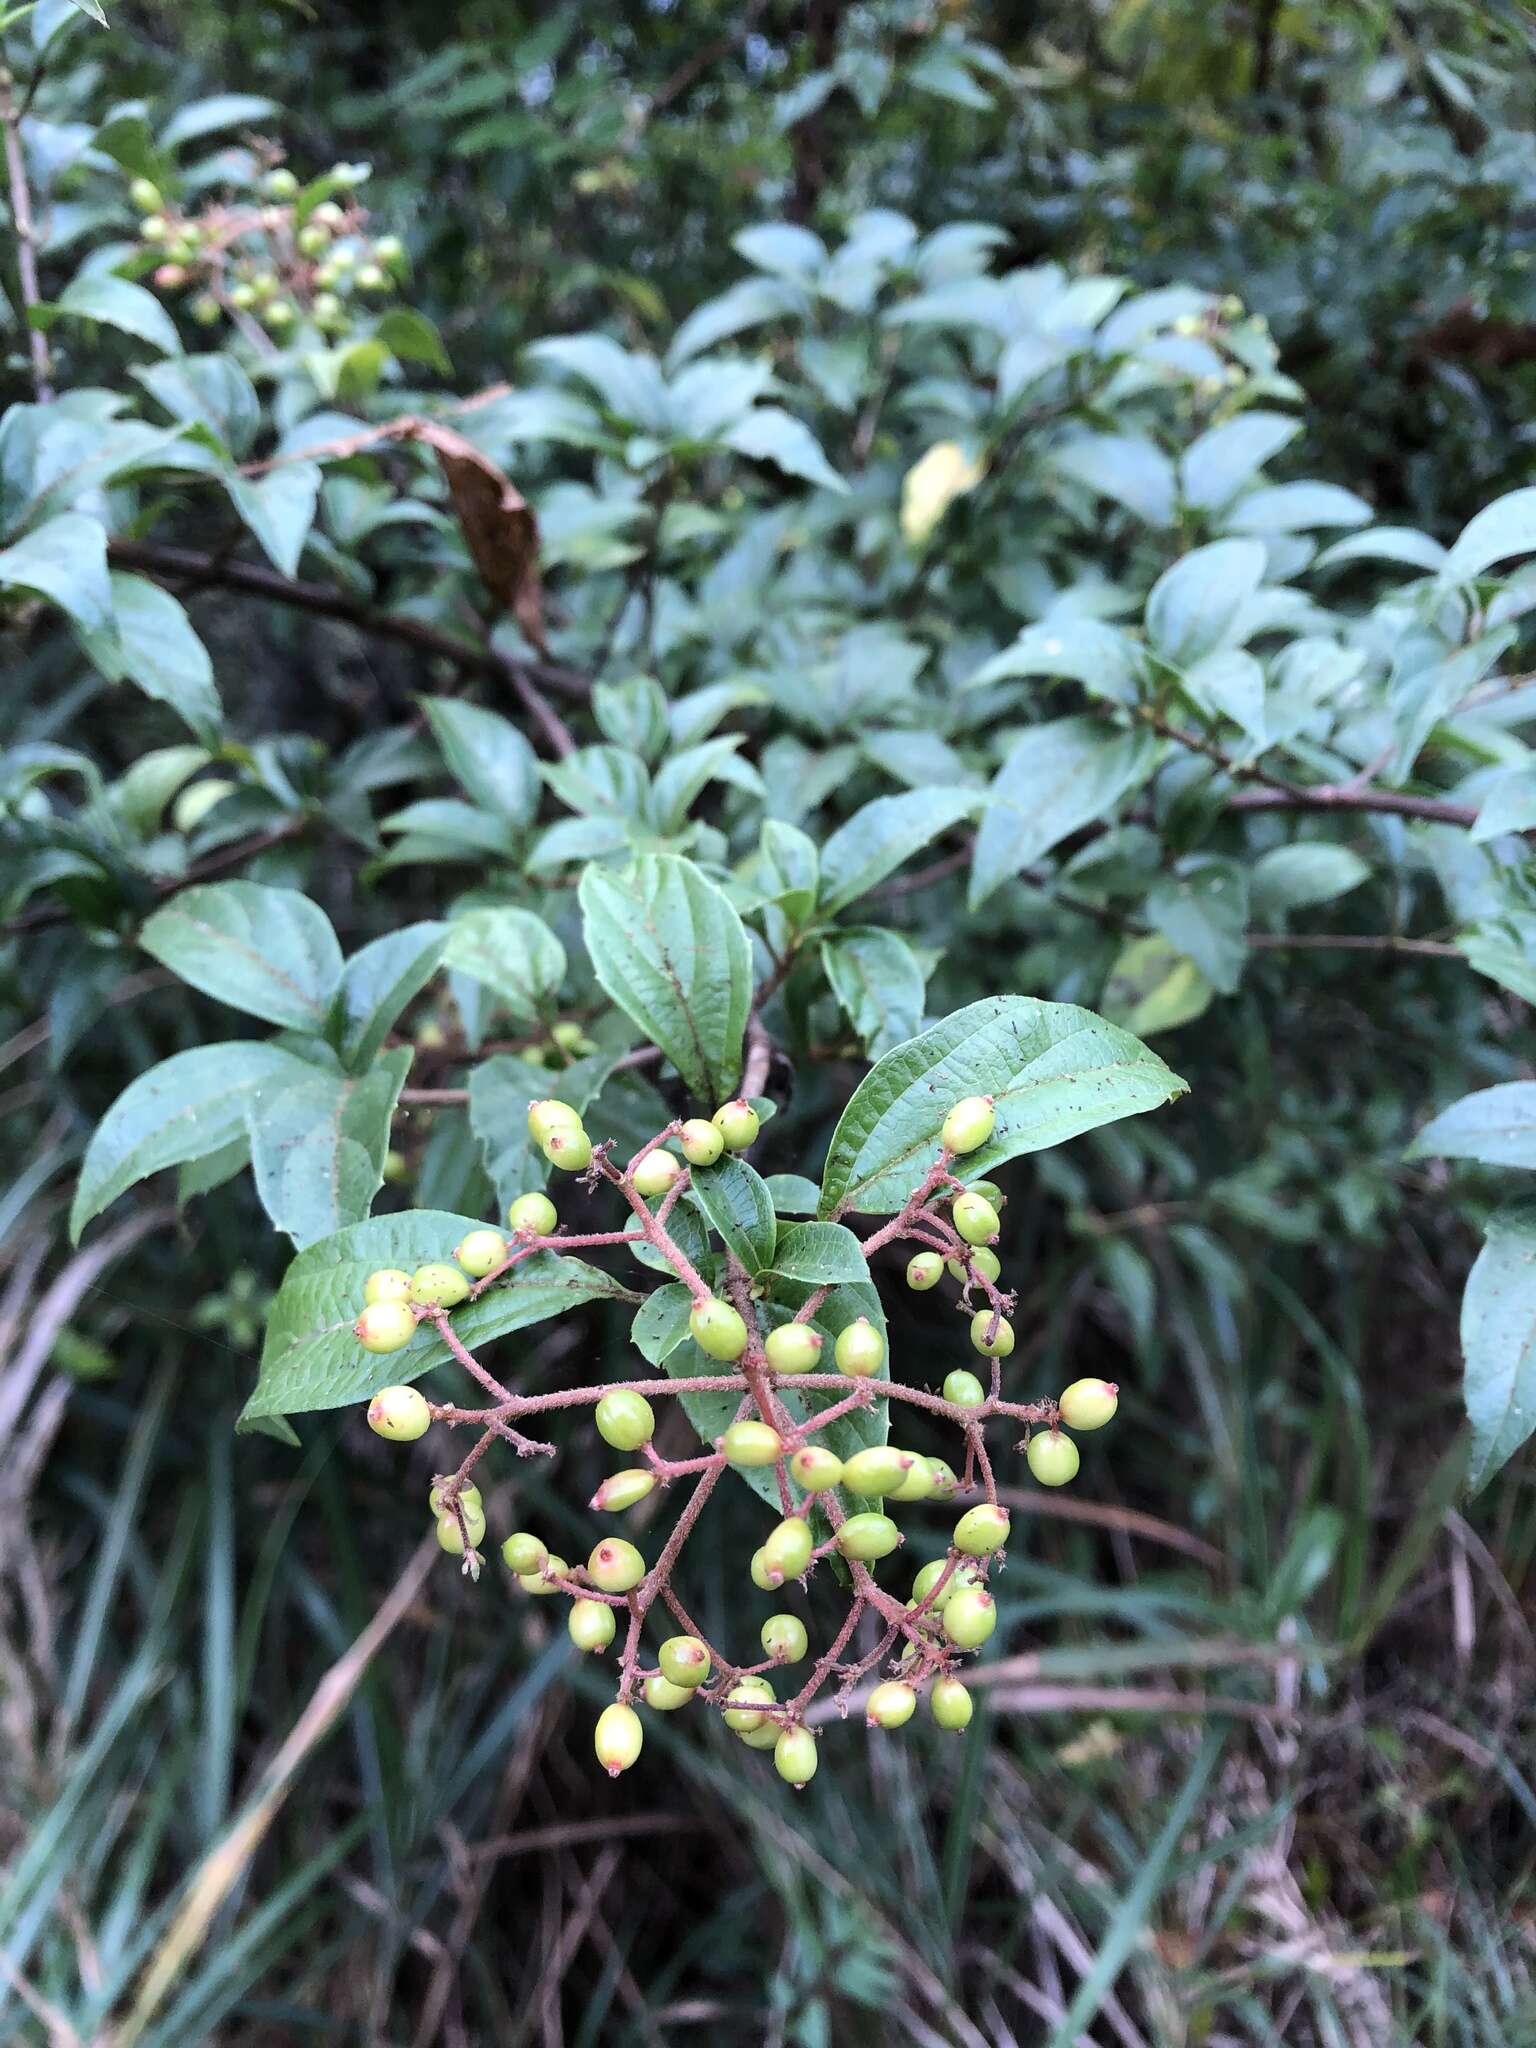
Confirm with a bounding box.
[686,1156,777,1274]
[1145,539,1266,668]
[1179,411,1300,511]
[160,92,279,151]
[1444,487,1536,582]
[769,1222,870,1286]
[374,307,452,373]
[765,1173,820,1216]
[1145,858,1248,995]
[77,574,220,744]
[821,927,926,1057]
[1051,432,1177,527]
[1470,770,1536,845]
[759,819,820,926]
[965,618,1140,703]
[247,1048,411,1248]
[1250,844,1370,918]
[71,1041,307,1240]
[1461,1200,1536,1492]
[240,1220,631,1425]
[140,882,343,1031]
[331,922,448,1071]
[225,464,321,578]
[970,720,1155,910]
[631,1282,694,1365]
[819,788,976,914]
[443,908,565,1025]
[0,513,112,634]
[1100,935,1213,1038]
[1409,1084,1536,1170]
[50,274,180,355]
[818,994,1186,1217]
[579,854,751,1103]
[422,697,541,827]
[467,1049,621,1211]
[721,406,847,493]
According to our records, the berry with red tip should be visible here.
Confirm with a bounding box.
[953,1504,1010,1555]
[721,1420,782,1468]
[712,1099,759,1150]
[764,1323,823,1373]
[587,1539,646,1593]
[643,1673,694,1711]
[517,1553,568,1594]
[364,1268,412,1305]
[594,1702,643,1775]
[569,1599,617,1652]
[887,1454,934,1504]
[943,1369,985,1409]
[658,1636,711,1688]
[410,1263,470,1309]
[455,1229,507,1278]
[1027,1430,1080,1487]
[942,1095,995,1155]
[761,1517,814,1584]
[501,1531,547,1575]
[679,1118,724,1167]
[750,1547,775,1591]
[774,1724,818,1786]
[1058,1379,1118,1431]
[866,1681,917,1729]
[590,1468,655,1512]
[789,1445,843,1491]
[355,1303,416,1354]
[594,1390,654,1450]
[722,1674,775,1732]
[833,1318,886,1379]
[907,1252,944,1291]
[925,1457,961,1500]
[761,1613,808,1662]
[366,1383,429,1438]
[947,1246,1001,1286]
[942,1586,997,1649]
[544,1127,592,1172]
[690,1297,748,1361]
[632,1149,681,1198]
[527,1098,581,1143]
[836,1512,900,1562]
[970,1309,1015,1359]
[952,1192,1000,1245]
[930,1676,974,1730]
[508,1191,557,1235]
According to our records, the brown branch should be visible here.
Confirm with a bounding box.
[1245,931,1461,958]
[2,819,308,939]
[0,66,52,401]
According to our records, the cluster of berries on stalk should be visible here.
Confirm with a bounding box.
[354,1085,1119,1787]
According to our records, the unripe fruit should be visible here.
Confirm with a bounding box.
[366,1383,429,1439]
[887,1454,935,1504]
[229,281,257,310]
[588,1539,645,1593]
[544,1127,592,1172]
[774,1725,818,1787]
[509,1191,558,1235]
[381,1148,407,1183]
[658,1635,711,1688]
[970,1310,1015,1359]
[947,1246,1001,1286]
[374,233,406,267]
[410,1263,470,1309]
[264,166,300,198]
[517,1553,568,1594]
[632,1149,681,1198]
[907,1252,944,1291]
[140,214,169,243]
[595,1389,654,1450]
[836,1512,900,1562]
[250,268,279,301]
[750,1547,775,1591]
[191,293,221,327]
[436,1501,485,1553]
[569,1598,617,1652]
[679,1118,724,1167]
[952,1193,1000,1245]
[722,1674,775,1732]
[527,1098,581,1143]
[761,1613,808,1662]
[764,1323,823,1374]
[298,222,330,257]
[311,200,346,229]
[930,1676,974,1730]
[455,1229,507,1278]
[263,299,296,331]
[355,1302,416,1354]
[954,1504,1010,1555]
[416,1021,448,1052]
[833,1318,886,1379]
[129,176,162,212]
[942,1095,996,1155]
[968,1180,1004,1206]
[364,1268,412,1305]
[942,1586,997,1649]
[501,1531,547,1575]
[594,1702,643,1775]
[761,1516,814,1584]
[912,1557,982,1608]
[925,1457,961,1500]
[1027,1430,1080,1487]
[722,1420,782,1468]
[866,1681,917,1729]
[943,1369,985,1409]
[590,1468,655,1512]
[842,1446,910,1496]
[643,1673,694,1711]
[739,1717,782,1748]
[690,1297,748,1362]
[789,1444,843,1491]
[1058,1378,1119,1431]
[712,1098,759,1150]
[356,261,388,292]
[429,1480,481,1515]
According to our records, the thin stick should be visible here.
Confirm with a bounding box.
[0,65,52,401]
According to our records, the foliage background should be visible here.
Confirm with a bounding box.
[6,2,1536,2043]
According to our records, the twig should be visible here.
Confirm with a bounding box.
[0,64,53,401]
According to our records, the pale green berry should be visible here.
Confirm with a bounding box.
[590,1468,655,1512]
[501,1531,547,1575]
[952,1193,1000,1245]
[953,1504,1010,1555]
[381,1148,407,1183]
[229,280,258,310]
[1058,1378,1118,1431]
[643,1672,694,1710]
[569,1598,617,1652]
[429,1480,481,1515]
[262,299,296,332]
[947,1246,1001,1286]
[364,1268,413,1305]
[355,1302,416,1354]
[298,221,330,257]
[1027,1430,1080,1487]
[409,1263,470,1309]
[587,1538,645,1593]
[836,1512,900,1562]
[366,1383,429,1438]
[508,1191,557,1235]
[925,1457,961,1500]
[632,1149,681,1198]
[739,1717,781,1748]
[712,1098,759,1150]
[842,1446,911,1496]
[866,1680,917,1729]
[761,1516,814,1585]
[129,176,162,212]
[527,1098,581,1143]
[455,1229,507,1278]
[658,1635,711,1688]
[594,1702,643,1775]
[944,1369,986,1408]
[833,1318,886,1379]
[887,1454,934,1504]
[722,1420,782,1468]
[191,293,221,327]
[789,1444,843,1491]
[722,1674,775,1732]
[912,1557,983,1609]
[311,200,346,228]
[250,268,279,301]
[436,1501,485,1554]
[968,1180,1004,1206]
[930,1676,974,1730]
[970,1310,1015,1359]
[750,1547,775,1591]
[774,1725,818,1787]
[140,214,169,243]
[679,1118,725,1167]
[941,1095,996,1155]
[906,1252,944,1291]
[942,1586,997,1649]
[544,1127,592,1172]
[764,1323,823,1374]
[356,261,388,292]
[761,1613,808,1662]
[690,1297,748,1362]
[594,1390,654,1450]
[264,166,300,198]
[518,1553,568,1594]
[374,233,405,267]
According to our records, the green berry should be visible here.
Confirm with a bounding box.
[836,1512,900,1562]
[455,1229,507,1278]
[410,1263,470,1310]
[925,1457,961,1500]
[594,1702,643,1775]
[943,1369,986,1409]
[942,1095,996,1155]
[366,1382,429,1438]
[374,232,405,267]
[789,1444,843,1491]
[544,1127,592,1172]
[568,1599,617,1652]
[642,1672,694,1710]
[508,1190,558,1235]
[690,1297,748,1362]
[140,214,169,243]
[761,1516,814,1584]
[712,1098,759,1150]
[262,299,296,332]
[750,1547,775,1591]
[942,1585,997,1649]
[930,1676,974,1730]
[191,293,221,327]
[774,1725,818,1787]
[833,1318,886,1380]
[129,176,162,212]
[311,200,346,229]
[866,1680,917,1729]
[632,1149,681,1198]
[264,166,300,198]
[887,1454,934,1504]
[1027,1430,1080,1487]
[722,1674,775,1732]
[906,1252,944,1291]
[841,1446,910,1496]
[1058,1378,1118,1431]
[587,1538,646,1593]
[518,1553,568,1595]
[912,1557,982,1608]
[590,1468,655,1512]
[761,1613,808,1662]
[947,1246,1001,1286]
[595,1389,655,1451]
[658,1635,711,1688]
[364,1268,413,1305]
[356,261,388,292]
[764,1323,823,1374]
[952,1192,1000,1245]
[429,1480,481,1515]
[501,1531,548,1575]
[954,1504,1010,1555]
[679,1118,724,1167]
[967,1180,1004,1206]
[970,1310,1015,1359]
[738,1716,782,1749]
[229,281,258,310]
[355,1302,416,1354]
[381,1148,408,1183]
[721,1420,782,1468]
[250,268,279,301]
[527,1098,581,1143]
[298,222,331,257]
[436,1500,485,1553]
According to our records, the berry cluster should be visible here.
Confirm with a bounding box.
[354,1091,1118,1787]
